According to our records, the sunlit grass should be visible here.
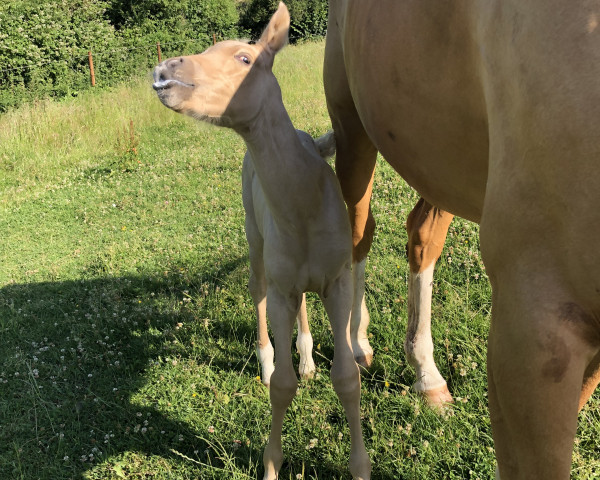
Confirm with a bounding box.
[1,39,599,480]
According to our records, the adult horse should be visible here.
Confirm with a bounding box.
[324,1,600,478]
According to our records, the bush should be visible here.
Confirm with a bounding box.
[286,0,328,41]
[238,0,328,43]
[0,0,325,111]
[106,0,242,88]
[0,0,118,110]
[106,0,239,43]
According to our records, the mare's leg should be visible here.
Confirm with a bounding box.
[405,198,454,408]
[321,270,371,480]
[262,288,301,480]
[325,31,377,368]
[579,350,600,410]
[481,222,600,478]
[478,2,600,475]
[296,293,316,379]
[486,283,598,479]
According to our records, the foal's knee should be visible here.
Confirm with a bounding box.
[269,364,298,407]
[331,357,361,399]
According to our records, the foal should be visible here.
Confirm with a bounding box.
[152,3,370,479]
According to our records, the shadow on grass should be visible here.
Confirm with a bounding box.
[0,256,253,478]
[0,256,377,480]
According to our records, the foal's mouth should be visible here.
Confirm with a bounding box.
[152,79,195,91]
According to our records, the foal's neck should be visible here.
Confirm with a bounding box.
[236,88,317,224]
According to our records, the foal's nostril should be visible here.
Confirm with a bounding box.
[152,66,163,83]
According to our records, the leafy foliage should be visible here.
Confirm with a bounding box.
[0,0,329,111]
[0,0,117,109]
[239,0,328,42]
[0,0,242,111]
[106,0,240,48]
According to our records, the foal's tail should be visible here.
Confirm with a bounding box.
[315,130,336,159]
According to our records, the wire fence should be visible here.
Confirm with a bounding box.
[0,36,217,112]
[0,38,211,77]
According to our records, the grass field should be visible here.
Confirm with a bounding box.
[1,40,599,480]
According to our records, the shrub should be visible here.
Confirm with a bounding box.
[238,0,328,43]
[106,0,242,87]
[0,0,118,110]
[106,0,240,43]
[0,0,325,111]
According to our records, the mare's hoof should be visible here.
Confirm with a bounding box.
[421,384,453,411]
[355,353,373,369]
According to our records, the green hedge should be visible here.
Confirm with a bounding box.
[239,0,328,43]
[0,0,327,111]
[0,0,117,109]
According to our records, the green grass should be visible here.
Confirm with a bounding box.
[1,40,599,480]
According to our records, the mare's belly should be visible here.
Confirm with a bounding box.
[343,0,489,221]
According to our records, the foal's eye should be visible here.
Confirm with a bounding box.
[235,54,252,65]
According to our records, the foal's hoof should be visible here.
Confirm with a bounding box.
[355,353,373,369]
[260,372,274,389]
[298,359,316,380]
[300,370,315,381]
[421,384,453,411]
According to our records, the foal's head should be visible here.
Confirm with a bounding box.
[152,2,290,129]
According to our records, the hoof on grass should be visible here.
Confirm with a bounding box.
[355,353,373,369]
[300,370,315,381]
[421,384,453,411]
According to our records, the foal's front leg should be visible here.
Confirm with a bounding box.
[262,287,301,480]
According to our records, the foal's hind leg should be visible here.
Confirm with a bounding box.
[262,287,301,480]
[246,225,274,386]
[405,198,454,408]
[321,270,371,480]
[296,293,316,379]
[351,257,374,368]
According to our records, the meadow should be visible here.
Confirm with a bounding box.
[1,40,599,479]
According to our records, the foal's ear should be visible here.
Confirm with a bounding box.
[258,2,290,56]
